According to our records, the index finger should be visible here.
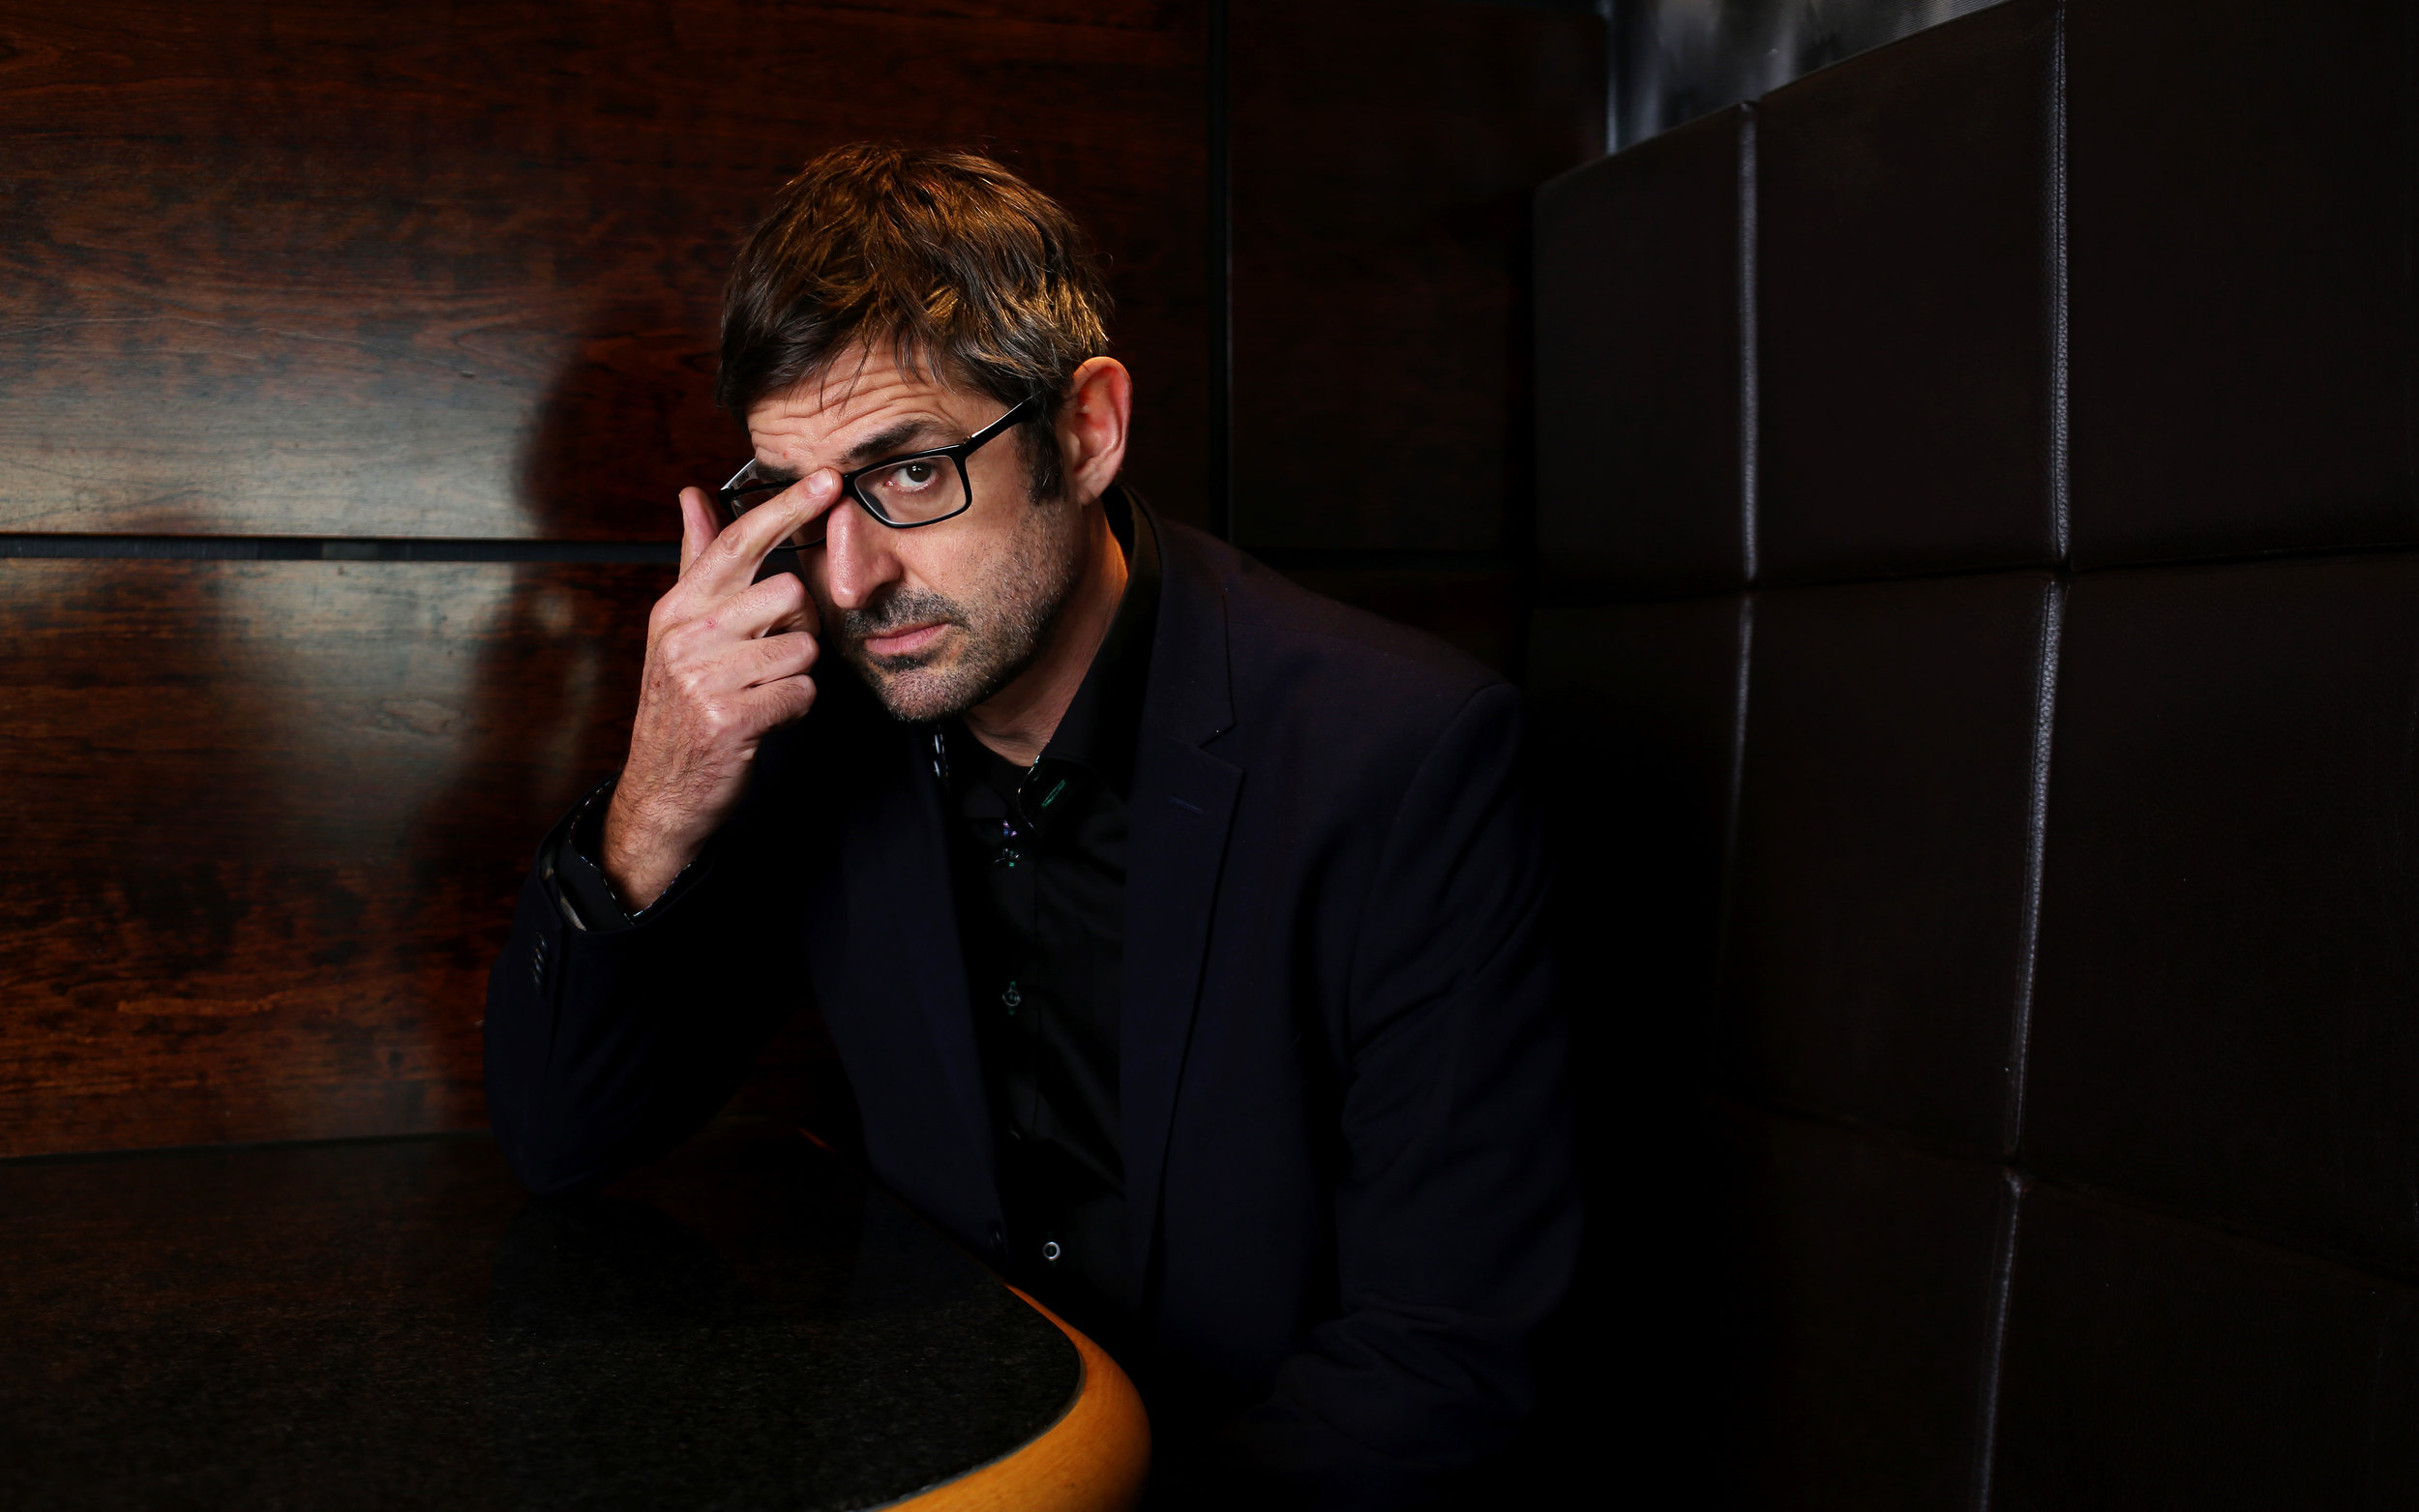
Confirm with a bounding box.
[687,470,842,589]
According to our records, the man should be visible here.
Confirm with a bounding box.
[485,144,1576,1508]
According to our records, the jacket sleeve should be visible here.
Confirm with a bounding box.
[483,777,803,1197]
[1227,682,1580,1508]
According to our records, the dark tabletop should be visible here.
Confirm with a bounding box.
[0,1119,1081,1511]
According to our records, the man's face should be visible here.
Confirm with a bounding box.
[744,348,1085,723]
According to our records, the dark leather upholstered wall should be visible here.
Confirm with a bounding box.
[1536,0,2419,1501]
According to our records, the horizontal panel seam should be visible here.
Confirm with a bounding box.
[0,535,676,563]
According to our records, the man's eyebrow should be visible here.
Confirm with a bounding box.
[838,417,954,468]
[752,416,960,483]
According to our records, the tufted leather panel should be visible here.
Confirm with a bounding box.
[1709,1104,2013,1511]
[2026,555,2419,1277]
[2066,0,2419,568]
[1717,571,2056,1154]
[1534,0,2419,1497]
[1992,1184,2419,1510]
[1754,0,2063,583]
[1535,108,1747,600]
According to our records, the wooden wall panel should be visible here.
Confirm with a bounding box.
[0,1,1603,1162]
[0,558,666,1155]
[0,0,1210,539]
[1227,0,1602,553]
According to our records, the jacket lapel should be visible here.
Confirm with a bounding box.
[1120,508,1241,1308]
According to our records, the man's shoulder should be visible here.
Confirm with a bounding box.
[1156,518,1510,734]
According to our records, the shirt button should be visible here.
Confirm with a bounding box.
[1041,1239,1062,1264]
[1000,982,1021,1012]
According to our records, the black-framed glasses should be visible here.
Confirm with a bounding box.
[715,394,1046,548]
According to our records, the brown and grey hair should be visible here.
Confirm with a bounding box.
[716,144,1113,501]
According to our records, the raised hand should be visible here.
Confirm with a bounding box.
[598,472,840,909]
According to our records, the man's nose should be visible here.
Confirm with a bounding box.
[821,495,902,609]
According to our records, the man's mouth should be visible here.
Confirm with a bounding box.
[860,620,950,659]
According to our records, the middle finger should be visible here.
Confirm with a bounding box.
[715,566,821,642]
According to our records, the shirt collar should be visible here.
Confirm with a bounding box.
[935,484,1162,828]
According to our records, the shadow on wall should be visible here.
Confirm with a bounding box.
[1515,598,1750,1484]
[515,311,737,538]
[426,323,851,1141]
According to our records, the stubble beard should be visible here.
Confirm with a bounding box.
[835,494,1085,724]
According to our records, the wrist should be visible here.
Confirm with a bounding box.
[599,784,703,911]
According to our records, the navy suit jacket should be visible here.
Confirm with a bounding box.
[485,504,1579,1505]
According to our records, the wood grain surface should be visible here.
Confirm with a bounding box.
[1227,0,1602,553]
[0,0,1211,539]
[0,558,671,1155]
[0,1,1598,1161]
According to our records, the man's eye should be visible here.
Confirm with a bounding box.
[896,461,937,488]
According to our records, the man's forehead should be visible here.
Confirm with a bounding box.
[745,354,979,460]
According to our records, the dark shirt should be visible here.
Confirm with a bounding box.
[941,493,1158,1340]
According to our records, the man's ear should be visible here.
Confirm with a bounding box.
[1058,356,1132,506]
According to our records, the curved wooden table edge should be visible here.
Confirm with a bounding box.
[886,1286,1152,1511]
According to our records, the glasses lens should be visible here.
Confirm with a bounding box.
[859,456,966,524]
